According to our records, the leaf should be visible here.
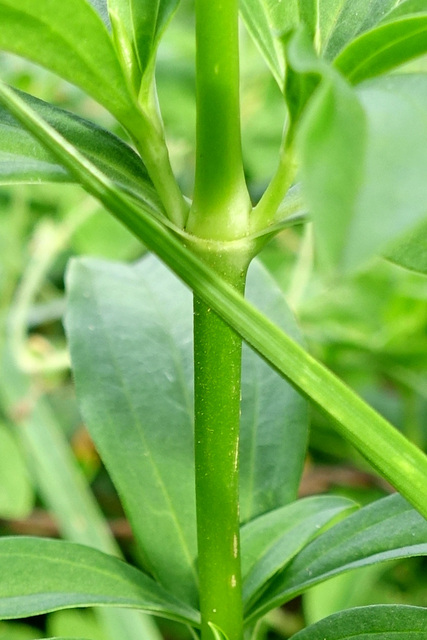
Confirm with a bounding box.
[241,496,357,609]
[246,494,427,623]
[88,0,110,28]
[239,0,397,87]
[0,0,132,119]
[334,14,427,84]
[381,0,427,22]
[208,623,230,640]
[299,73,427,271]
[108,0,180,93]
[1,81,426,520]
[290,605,427,639]
[385,218,427,275]
[65,255,198,606]
[240,262,308,522]
[65,254,308,603]
[0,422,33,519]
[0,90,161,214]
[0,538,200,626]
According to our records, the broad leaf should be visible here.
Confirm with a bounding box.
[0,90,161,214]
[0,537,200,626]
[299,74,427,271]
[241,496,357,608]
[335,15,427,84]
[65,254,308,603]
[88,0,110,28]
[239,0,397,87]
[246,494,427,623]
[382,0,427,22]
[1,81,426,520]
[290,605,427,639]
[240,263,308,522]
[0,0,132,119]
[108,0,180,93]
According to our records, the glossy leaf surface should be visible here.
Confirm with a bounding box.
[291,605,427,639]
[241,496,357,608]
[299,73,427,271]
[1,81,426,521]
[335,15,427,84]
[247,494,427,622]
[0,537,200,626]
[0,0,131,118]
[66,254,308,603]
[0,90,161,213]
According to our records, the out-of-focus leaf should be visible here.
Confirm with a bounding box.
[385,218,427,275]
[241,496,357,609]
[108,0,180,93]
[0,621,41,639]
[382,0,427,22]
[0,90,161,214]
[246,494,427,623]
[88,0,110,28]
[0,0,131,119]
[299,73,427,271]
[335,15,427,84]
[290,605,427,639]
[0,422,33,518]
[0,538,200,626]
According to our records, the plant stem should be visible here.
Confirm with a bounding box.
[187,0,251,240]
[193,247,249,640]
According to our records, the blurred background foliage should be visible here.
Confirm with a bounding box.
[0,0,426,637]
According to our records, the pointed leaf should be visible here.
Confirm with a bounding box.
[385,219,427,275]
[0,0,132,118]
[240,262,308,522]
[335,15,427,84]
[290,605,427,640]
[241,496,357,609]
[108,0,180,92]
[0,537,200,626]
[1,81,426,520]
[246,494,427,622]
[0,90,161,214]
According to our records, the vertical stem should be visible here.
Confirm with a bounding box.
[193,251,248,640]
[187,0,250,240]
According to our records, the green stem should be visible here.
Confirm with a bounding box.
[187,0,250,240]
[193,248,249,640]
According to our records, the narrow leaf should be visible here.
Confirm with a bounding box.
[108,0,180,92]
[334,15,427,84]
[246,494,427,622]
[290,605,427,639]
[0,0,132,119]
[1,81,426,521]
[0,538,200,626]
[0,89,161,214]
[241,496,357,609]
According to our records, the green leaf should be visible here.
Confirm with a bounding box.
[0,537,200,626]
[65,255,198,606]
[0,422,33,519]
[290,605,427,639]
[108,0,180,93]
[65,254,308,603]
[385,218,427,275]
[0,0,132,119]
[239,0,397,87]
[382,0,427,22]
[299,73,427,271]
[241,496,357,609]
[0,90,161,214]
[334,15,427,84]
[208,623,230,640]
[246,494,427,622]
[240,262,308,522]
[1,80,426,520]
